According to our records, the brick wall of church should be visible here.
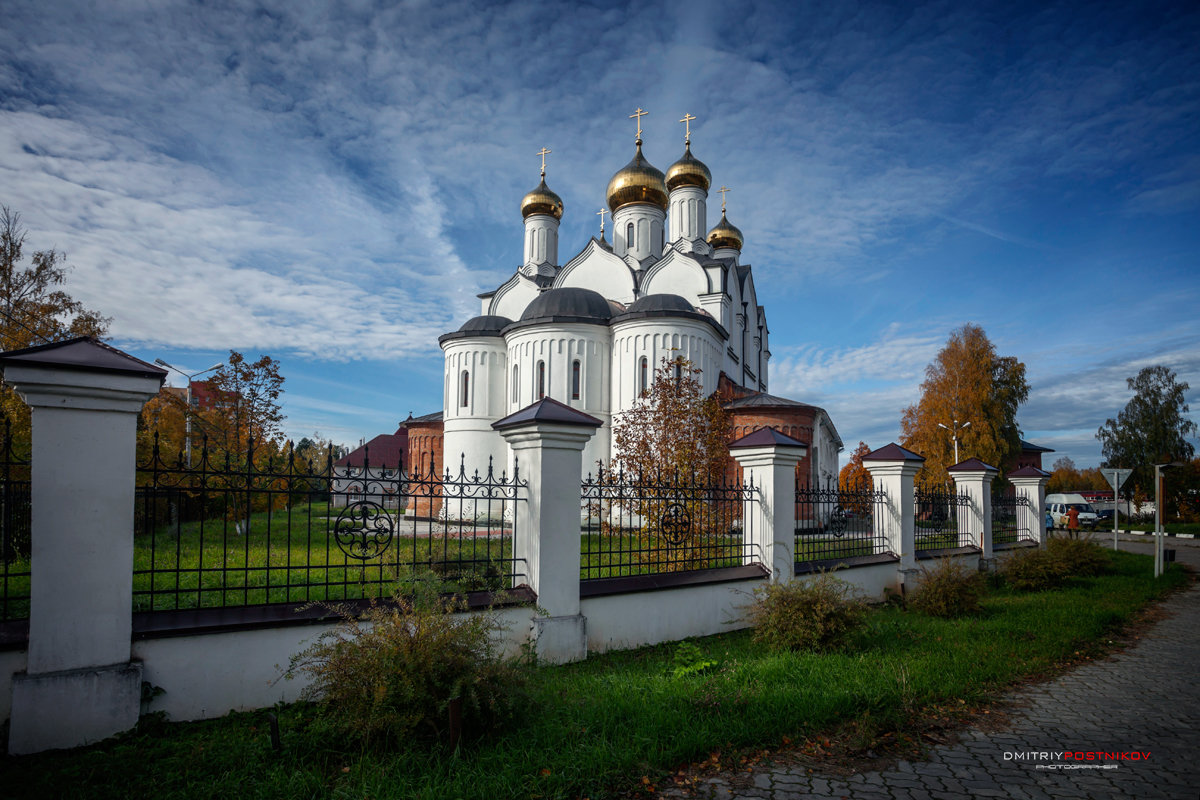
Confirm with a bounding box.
[406,419,444,519]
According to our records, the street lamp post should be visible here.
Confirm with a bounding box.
[937,419,972,465]
[154,358,223,468]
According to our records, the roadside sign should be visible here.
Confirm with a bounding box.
[1101,468,1132,491]
[1101,468,1134,550]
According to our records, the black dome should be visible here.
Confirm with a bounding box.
[457,315,512,335]
[625,294,695,314]
[519,288,614,323]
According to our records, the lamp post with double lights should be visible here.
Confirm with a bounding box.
[937,419,971,465]
[154,358,223,468]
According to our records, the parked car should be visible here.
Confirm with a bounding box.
[1045,493,1100,530]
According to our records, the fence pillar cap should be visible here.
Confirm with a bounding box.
[862,442,924,462]
[1009,466,1050,479]
[492,397,602,431]
[0,336,166,382]
[948,457,999,476]
[729,426,807,451]
[1,337,165,412]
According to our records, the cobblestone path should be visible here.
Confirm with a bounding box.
[658,537,1199,800]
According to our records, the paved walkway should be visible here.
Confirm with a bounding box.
[659,536,1200,800]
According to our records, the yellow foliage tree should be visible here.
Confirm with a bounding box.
[838,441,872,490]
[900,324,1029,483]
[1,206,110,445]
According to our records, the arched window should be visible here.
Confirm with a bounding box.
[572,359,581,400]
[537,360,546,399]
[512,365,519,404]
[460,370,469,407]
[673,360,682,384]
[626,222,635,251]
[638,356,648,395]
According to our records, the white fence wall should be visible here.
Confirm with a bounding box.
[0,343,1048,751]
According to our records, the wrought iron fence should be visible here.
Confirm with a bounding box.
[0,418,30,623]
[992,493,1034,545]
[914,482,973,550]
[134,438,524,614]
[794,479,892,564]
[580,466,756,579]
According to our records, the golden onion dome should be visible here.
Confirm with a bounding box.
[706,211,744,251]
[521,177,564,220]
[665,143,712,192]
[606,141,668,213]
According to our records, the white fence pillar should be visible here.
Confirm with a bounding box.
[1010,467,1050,546]
[863,444,924,587]
[494,398,599,665]
[0,338,164,754]
[730,427,807,582]
[948,458,999,559]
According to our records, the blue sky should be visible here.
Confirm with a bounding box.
[1,0,1197,467]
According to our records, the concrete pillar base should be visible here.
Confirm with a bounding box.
[530,614,587,665]
[8,662,143,755]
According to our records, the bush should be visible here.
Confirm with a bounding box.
[908,558,985,617]
[287,585,527,749]
[1001,547,1069,591]
[745,572,867,651]
[1046,536,1111,577]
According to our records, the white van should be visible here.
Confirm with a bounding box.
[1045,493,1099,530]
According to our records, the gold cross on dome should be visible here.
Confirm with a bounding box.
[597,207,608,234]
[629,107,648,140]
[718,185,731,213]
[679,113,696,144]
[537,147,551,176]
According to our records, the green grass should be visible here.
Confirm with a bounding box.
[132,502,515,610]
[0,550,1187,800]
[1126,521,1200,536]
[580,532,744,579]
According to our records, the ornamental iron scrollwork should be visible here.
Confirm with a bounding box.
[828,504,849,538]
[661,502,692,545]
[333,501,394,560]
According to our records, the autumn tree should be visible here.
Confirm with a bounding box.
[1096,365,1197,498]
[0,206,111,442]
[610,356,730,484]
[838,441,872,490]
[900,324,1029,482]
[201,351,287,458]
[604,356,733,571]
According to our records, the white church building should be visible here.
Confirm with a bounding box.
[436,116,841,484]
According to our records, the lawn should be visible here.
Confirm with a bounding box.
[0,549,1187,800]
[131,501,517,609]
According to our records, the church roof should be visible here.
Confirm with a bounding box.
[438,315,513,344]
[1020,439,1054,453]
[505,287,614,332]
[401,410,443,426]
[335,432,405,470]
[625,293,695,314]
[611,293,727,336]
[723,391,818,410]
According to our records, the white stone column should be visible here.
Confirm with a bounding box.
[494,398,600,664]
[1,339,164,754]
[1010,467,1050,547]
[863,444,925,584]
[948,458,999,560]
[730,428,807,582]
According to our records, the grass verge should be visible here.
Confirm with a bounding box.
[0,550,1189,800]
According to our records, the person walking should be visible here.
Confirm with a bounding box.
[1067,505,1081,536]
